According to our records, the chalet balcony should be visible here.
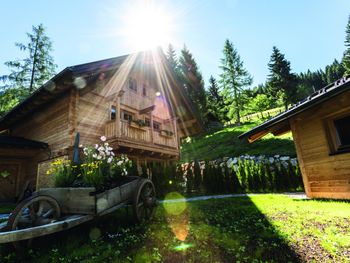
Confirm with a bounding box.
[104,120,178,150]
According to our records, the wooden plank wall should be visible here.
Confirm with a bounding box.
[290,90,350,199]
[11,93,71,154]
[77,90,108,146]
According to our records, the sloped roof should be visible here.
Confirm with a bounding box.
[239,75,350,142]
[0,49,202,133]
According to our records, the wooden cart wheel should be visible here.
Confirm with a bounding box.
[6,195,61,250]
[133,179,156,223]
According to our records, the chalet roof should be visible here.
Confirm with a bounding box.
[239,75,350,143]
[0,136,48,149]
[0,49,201,132]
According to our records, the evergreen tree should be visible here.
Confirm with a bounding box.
[219,39,252,124]
[343,15,350,75]
[1,24,56,93]
[166,44,180,76]
[179,45,208,122]
[267,46,297,110]
[0,24,57,116]
[324,59,345,83]
[206,76,224,122]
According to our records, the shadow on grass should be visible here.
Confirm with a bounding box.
[0,196,302,262]
[182,196,301,262]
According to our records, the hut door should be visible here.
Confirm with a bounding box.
[0,163,20,201]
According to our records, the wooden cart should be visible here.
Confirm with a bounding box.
[0,176,156,246]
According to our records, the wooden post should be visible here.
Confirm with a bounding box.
[173,117,179,149]
[116,91,123,137]
[150,113,154,143]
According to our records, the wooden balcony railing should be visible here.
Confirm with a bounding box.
[120,121,151,142]
[105,121,117,139]
[153,132,177,148]
[105,121,177,148]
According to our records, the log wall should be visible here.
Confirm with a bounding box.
[11,93,71,154]
[290,90,350,199]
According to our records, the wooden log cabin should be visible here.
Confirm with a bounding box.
[240,76,350,199]
[0,49,201,202]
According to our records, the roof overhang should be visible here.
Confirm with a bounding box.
[239,76,350,143]
[0,136,48,149]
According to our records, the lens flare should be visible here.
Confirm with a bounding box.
[163,192,189,241]
[163,192,187,215]
[174,242,194,251]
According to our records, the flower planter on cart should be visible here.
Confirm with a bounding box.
[0,176,156,249]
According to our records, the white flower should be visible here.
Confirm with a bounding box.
[117,160,123,166]
[79,144,83,148]
[111,152,115,156]
[100,136,106,142]
[92,153,97,159]
[95,144,99,149]
[97,155,102,160]
[107,157,113,163]
[98,146,104,152]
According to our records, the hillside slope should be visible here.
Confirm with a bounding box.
[180,121,296,162]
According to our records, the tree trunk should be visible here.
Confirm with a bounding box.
[29,36,39,93]
[234,87,240,125]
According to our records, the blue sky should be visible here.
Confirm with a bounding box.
[0,0,349,87]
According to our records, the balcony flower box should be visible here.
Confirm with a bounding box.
[159,130,174,137]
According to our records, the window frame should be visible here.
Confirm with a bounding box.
[142,84,147,96]
[110,105,116,120]
[122,110,134,122]
[153,121,161,131]
[324,112,350,155]
[128,78,137,92]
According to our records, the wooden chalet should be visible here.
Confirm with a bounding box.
[240,76,350,199]
[0,49,201,201]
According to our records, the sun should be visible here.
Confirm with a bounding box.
[120,1,175,50]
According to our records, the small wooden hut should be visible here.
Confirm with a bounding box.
[240,76,350,199]
[0,49,201,201]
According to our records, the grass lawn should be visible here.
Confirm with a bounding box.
[180,121,296,162]
[1,195,349,262]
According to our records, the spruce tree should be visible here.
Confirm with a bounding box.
[1,24,57,93]
[219,39,252,124]
[166,44,180,76]
[179,45,208,122]
[0,24,57,116]
[343,15,350,75]
[267,46,297,110]
[206,76,224,122]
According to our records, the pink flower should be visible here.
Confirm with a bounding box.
[100,136,106,142]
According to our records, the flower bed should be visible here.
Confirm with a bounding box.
[47,136,132,191]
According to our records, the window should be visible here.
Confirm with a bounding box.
[111,106,116,120]
[122,111,134,122]
[129,78,137,92]
[325,114,350,154]
[142,84,147,96]
[145,118,150,127]
[153,121,161,131]
[334,115,350,148]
